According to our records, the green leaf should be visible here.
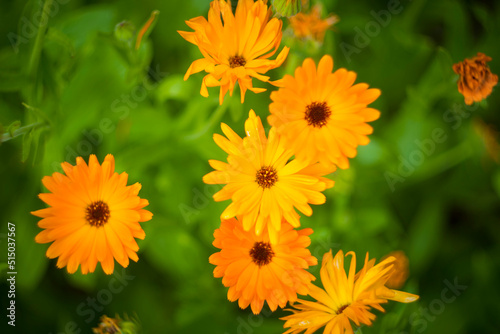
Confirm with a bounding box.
[45,27,76,57]
[30,127,44,165]
[408,197,445,273]
[0,71,27,92]
[22,128,33,162]
[155,74,194,102]
[493,168,500,199]
[0,262,8,276]
[6,120,21,138]
[145,224,204,279]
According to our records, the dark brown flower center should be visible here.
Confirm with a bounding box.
[256,166,278,189]
[305,101,331,128]
[86,200,110,227]
[229,55,246,68]
[249,242,275,266]
[336,304,350,315]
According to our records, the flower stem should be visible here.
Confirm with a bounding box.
[1,122,46,143]
[182,100,229,141]
[26,0,53,101]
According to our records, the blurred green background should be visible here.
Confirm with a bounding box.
[1,0,500,333]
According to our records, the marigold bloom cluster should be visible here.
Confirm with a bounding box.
[184,1,419,327]
[178,0,289,104]
[453,52,498,105]
[32,154,152,275]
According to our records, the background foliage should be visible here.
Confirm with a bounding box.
[1,0,500,333]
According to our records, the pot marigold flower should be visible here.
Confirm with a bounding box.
[203,110,335,243]
[282,250,419,334]
[209,217,317,314]
[32,154,152,275]
[453,52,498,105]
[288,5,339,43]
[178,0,290,105]
[268,55,381,169]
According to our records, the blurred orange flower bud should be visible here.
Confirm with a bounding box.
[453,52,498,105]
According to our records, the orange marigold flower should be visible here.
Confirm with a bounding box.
[381,250,410,289]
[203,110,335,243]
[178,0,290,105]
[453,52,498,105]
[209,217,317,314]
[268,55,381,169]
[289,5,339,43]
[282,250,419,334]
[32,154,152,275]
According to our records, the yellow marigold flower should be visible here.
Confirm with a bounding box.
[289,5,339,43]
[282,250,419,334]
[268,55,381,169]
[382,250,409,289]
[203,110,335,243]
[178,0,290,105]
[453,52,498,105]
[209,217,317,314]
[32,154,152,275]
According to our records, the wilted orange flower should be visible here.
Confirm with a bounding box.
[92,315,121,334]
[382,250,409,289]
[209,217,317,314]
[203,110,335,243]
[453,52,498,105]
[268,55,381,169]
[289,5,339,42]
[178,0,289,105]
[32,154,152,275]
[282,250,419,334]
[92,314,140,334]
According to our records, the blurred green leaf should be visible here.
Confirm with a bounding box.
[45,27,76,57]
[7,120,21,137]
[408,197,445,273]
[146,224,205,279]
[21,128,33,162]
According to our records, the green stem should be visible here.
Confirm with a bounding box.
[401,0,429,31]
[26,0,53,98]
[22,102,52,125]
[1,122,45,143]
[410,140,474,184]
[182,101,229,141]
